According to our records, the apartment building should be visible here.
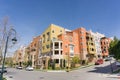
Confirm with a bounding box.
[86,31,96,62]
[101,37,111,58]
[15,24,112,69]
[89,30,105,58]
[26,36,41,68]
[58,31,79,67]
[72,27,88,62]
[13,46,26,66]
[41,24,65,68]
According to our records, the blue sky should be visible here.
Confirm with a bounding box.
[0,0,120,49]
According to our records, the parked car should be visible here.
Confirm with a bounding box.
[95,59,104,65]
[104,57,112,61]
[16,66,23,69]
[25,66,34,71]
[0,67,7,73]
[116,61,120,67]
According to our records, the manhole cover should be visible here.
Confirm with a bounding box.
[40,77,44,79]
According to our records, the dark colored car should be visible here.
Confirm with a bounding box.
[116,61,120,67]
[104,57,112,61]
[95,59,104,65]
[0,67,7,73]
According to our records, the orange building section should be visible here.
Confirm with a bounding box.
[72,27,87,60]
[28,35,42,67]
[58,31,79,57]
[101,37,111,58]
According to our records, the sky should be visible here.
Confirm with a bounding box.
[0,0,120,56]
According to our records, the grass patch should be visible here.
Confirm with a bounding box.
[3,77,7,80]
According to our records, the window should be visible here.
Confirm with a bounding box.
[61,51,62,55]
[82,48,86,51]
[80,42,83,45]
[52,30,54,33]
[69,36,73,42]
[55,59,59,63]
[43,34,45,43]
[70,46,74,50]
[92,48,94,51]
[34,43,36,47]
[70,52,74,56]
[80,31,84,34]
[65,45,67,48]
[46,45,49,49]
[55,51,59,55]
[104,42,106,45]
[60,30,62,32]
[91,38,93,41]
[80,36,84,39]
[47,32,50,41]
[91,43,93,45]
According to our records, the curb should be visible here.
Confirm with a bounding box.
[47,70,66,72]
[35,64,94,72]
[71,63,94,71]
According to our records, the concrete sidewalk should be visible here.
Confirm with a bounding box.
[47,70,66,72]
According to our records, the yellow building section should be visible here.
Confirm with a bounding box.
[87,37,96,55]
[42,24,65,54]
[87,45,96,54]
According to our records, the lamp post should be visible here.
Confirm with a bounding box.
[0,28,17,80]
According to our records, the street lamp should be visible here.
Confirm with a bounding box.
[0,28,17,80]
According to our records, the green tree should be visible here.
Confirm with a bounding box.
[27,60,32,66]
[109,36,120,60]
[23,62,27,67]
[72,56,80,64]
[71,56,80,68]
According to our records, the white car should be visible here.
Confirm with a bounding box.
[25,66,34,71]
[16,66,23,69]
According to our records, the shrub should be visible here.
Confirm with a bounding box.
[3,77,7,80]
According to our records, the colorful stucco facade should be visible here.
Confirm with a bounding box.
[13,24,112,69]
[89,30,105,58]
[72,27,87,61]
[26,35,41,68]
[101,37,111,58]
[13,46,26,66]
[41,24,65,54]
[86,31,96,62]
[58,31,79,67]
[41,24,65,69]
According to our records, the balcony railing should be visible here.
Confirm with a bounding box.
[54,46,62,49]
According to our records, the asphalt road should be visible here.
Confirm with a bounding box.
[4,61,119,80]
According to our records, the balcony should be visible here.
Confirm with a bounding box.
[54,46,62,49]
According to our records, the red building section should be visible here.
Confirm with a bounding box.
[101,37,111,58]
